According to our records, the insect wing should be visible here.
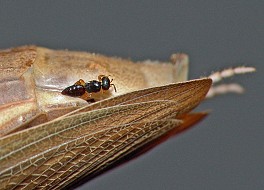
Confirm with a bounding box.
[62,78,212,117]
[0,78,211,189]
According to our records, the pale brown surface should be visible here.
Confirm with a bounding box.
[0,46,188,136]
[0,76,211,189]
[0,2,260,189]
[0,46,211,189]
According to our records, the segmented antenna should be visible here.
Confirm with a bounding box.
[206,66,256,98]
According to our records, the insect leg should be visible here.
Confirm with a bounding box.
[74,79,86,86]
[79,91,92,101]
[98,75,106,81]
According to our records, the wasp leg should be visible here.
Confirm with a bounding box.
[74,79,86,86]
[98,75,106,81]
[79,91,92,101]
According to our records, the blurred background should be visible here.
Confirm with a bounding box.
[0,1,263,189]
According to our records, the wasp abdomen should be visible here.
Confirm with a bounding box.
[61,85,86,97]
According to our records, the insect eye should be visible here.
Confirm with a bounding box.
[101,77,110,90]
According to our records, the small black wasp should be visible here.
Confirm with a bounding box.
[62,75,116,100]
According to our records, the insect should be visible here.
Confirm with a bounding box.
[61,75,117,101]
[0,46,255,189]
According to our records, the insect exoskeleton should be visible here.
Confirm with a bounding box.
[61,75,117,98]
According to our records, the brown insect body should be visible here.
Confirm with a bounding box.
[0,79,212,190]
[0,45,254,189]
[0,46,188,136]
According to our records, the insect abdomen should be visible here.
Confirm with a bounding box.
[61,85,86,97]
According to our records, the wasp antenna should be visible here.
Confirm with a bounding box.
[111,84,117,92]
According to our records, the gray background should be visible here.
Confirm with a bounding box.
[0,1,263,189]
